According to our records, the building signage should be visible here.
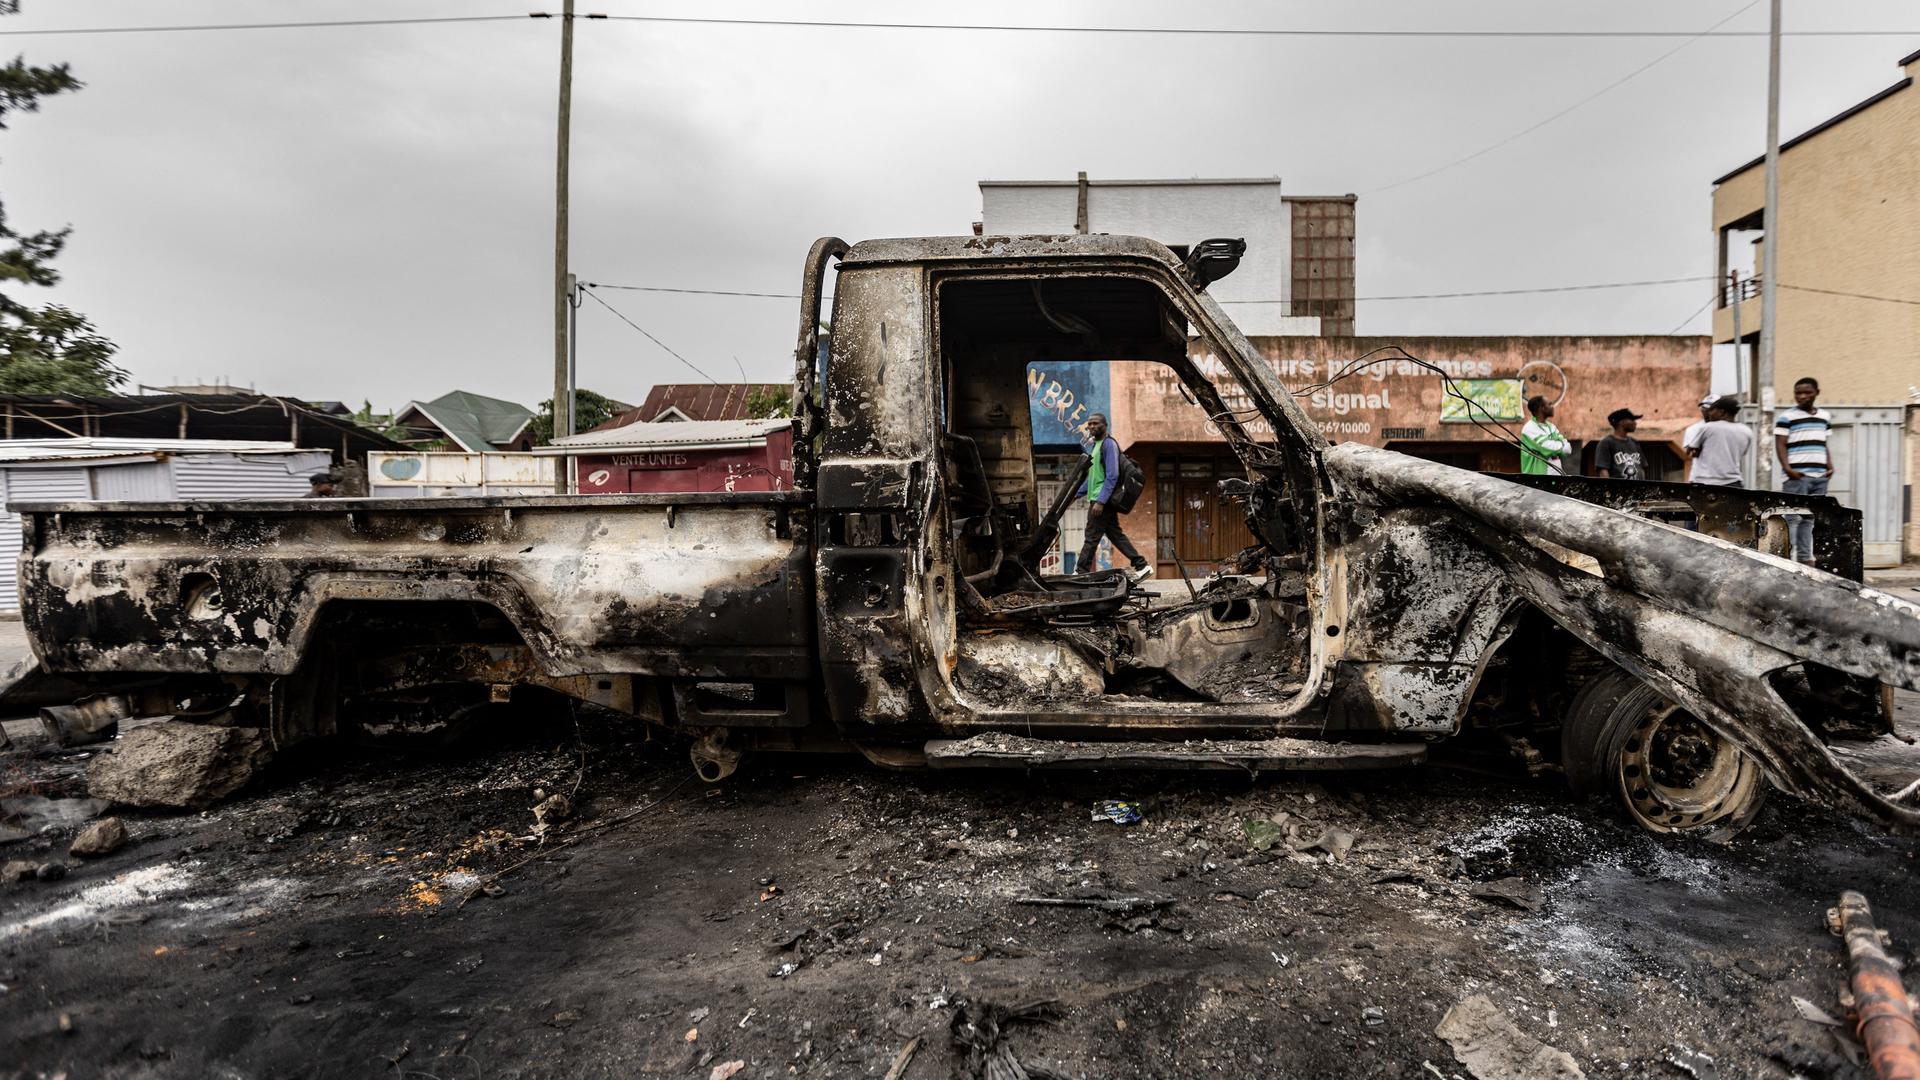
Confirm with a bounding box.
[1027,361,1111,449]
[1103,337,1708,451]
[611,452,691,469]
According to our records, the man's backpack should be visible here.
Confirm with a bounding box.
[1110,448,1146,514]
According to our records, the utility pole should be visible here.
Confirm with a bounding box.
[566,273,579,492]
[1756,0,1783,492]
[1730,269,1746,394]
[551,0,576,493]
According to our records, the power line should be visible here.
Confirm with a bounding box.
[591,14,1911,39]
[1366,0,1763,194]
[1780,282,1920,306]
[578,286,719,384]
[584,275,1713,304]
[1292,276,1714,302]
[1666,292,1720,334]
[585,282,799,299]
[5,14,1918,37]
[579,274,1920,310]
[0,15,529,36]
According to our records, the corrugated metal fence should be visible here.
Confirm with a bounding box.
[0,467,90,613]
[0,451,330,614]
[173,452,330,500]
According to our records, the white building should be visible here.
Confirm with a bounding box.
[977,175,1356,336]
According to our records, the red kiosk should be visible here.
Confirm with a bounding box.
[538,418,794,494]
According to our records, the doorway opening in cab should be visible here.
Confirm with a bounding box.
[931,270,1317,711]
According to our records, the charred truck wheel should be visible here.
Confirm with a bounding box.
[1561,670,1768,839]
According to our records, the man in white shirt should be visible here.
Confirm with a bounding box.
[1684,396,1753,487]
[1682,392,1714,480]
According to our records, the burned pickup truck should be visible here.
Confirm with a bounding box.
[7,234,1919,838]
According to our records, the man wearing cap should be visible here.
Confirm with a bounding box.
[1682,393,1714,480]
[1684,396,1753,487]
[1594,408,1645,480]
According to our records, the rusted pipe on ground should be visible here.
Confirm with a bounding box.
[39,693,131,747]
[1828,890,1920,1080]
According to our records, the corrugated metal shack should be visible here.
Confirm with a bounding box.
[0,439,332,612]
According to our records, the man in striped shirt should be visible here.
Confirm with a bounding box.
[1775,376,1834,566]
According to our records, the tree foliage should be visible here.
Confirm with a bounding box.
[744,384,793,419]
[530,388,623,445]
[0,304,118,393]
[0,37,123,396]
[349,399,407,441]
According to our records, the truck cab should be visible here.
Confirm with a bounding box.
[811,235,1337,743]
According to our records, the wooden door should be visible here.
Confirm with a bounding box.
[1156,455,1256,577]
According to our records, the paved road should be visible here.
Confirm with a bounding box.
[0,618,30,672]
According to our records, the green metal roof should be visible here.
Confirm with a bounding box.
[406,390,533,453]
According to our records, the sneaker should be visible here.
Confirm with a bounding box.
[1128,564,1154,585]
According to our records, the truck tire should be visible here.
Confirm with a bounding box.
[1561,669,1768,838]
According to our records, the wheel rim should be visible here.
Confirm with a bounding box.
[1615,701,1763,833]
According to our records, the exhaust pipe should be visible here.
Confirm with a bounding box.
[39,693,133,748]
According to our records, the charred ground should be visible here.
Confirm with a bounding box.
[2,691,1917,1080]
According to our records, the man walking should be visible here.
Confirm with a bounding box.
[1074,413,1151,583]
[1775,376,1834,565]
[1593,408,1646,480]
[1684,396,1753,487]
[1519,396,1571,475]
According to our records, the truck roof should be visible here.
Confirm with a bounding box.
[840,233,1183,269]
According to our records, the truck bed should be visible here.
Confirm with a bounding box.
[11,492,813,681]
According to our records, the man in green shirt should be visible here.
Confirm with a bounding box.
[1519,395,1571,475]
[1074,413,1151,582]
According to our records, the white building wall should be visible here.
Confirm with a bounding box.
[367,452,556,498]
[978,178,1320,336]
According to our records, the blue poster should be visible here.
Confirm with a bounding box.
[1027,361,1111,450]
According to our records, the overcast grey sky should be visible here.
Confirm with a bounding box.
[5,1,1916,411]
